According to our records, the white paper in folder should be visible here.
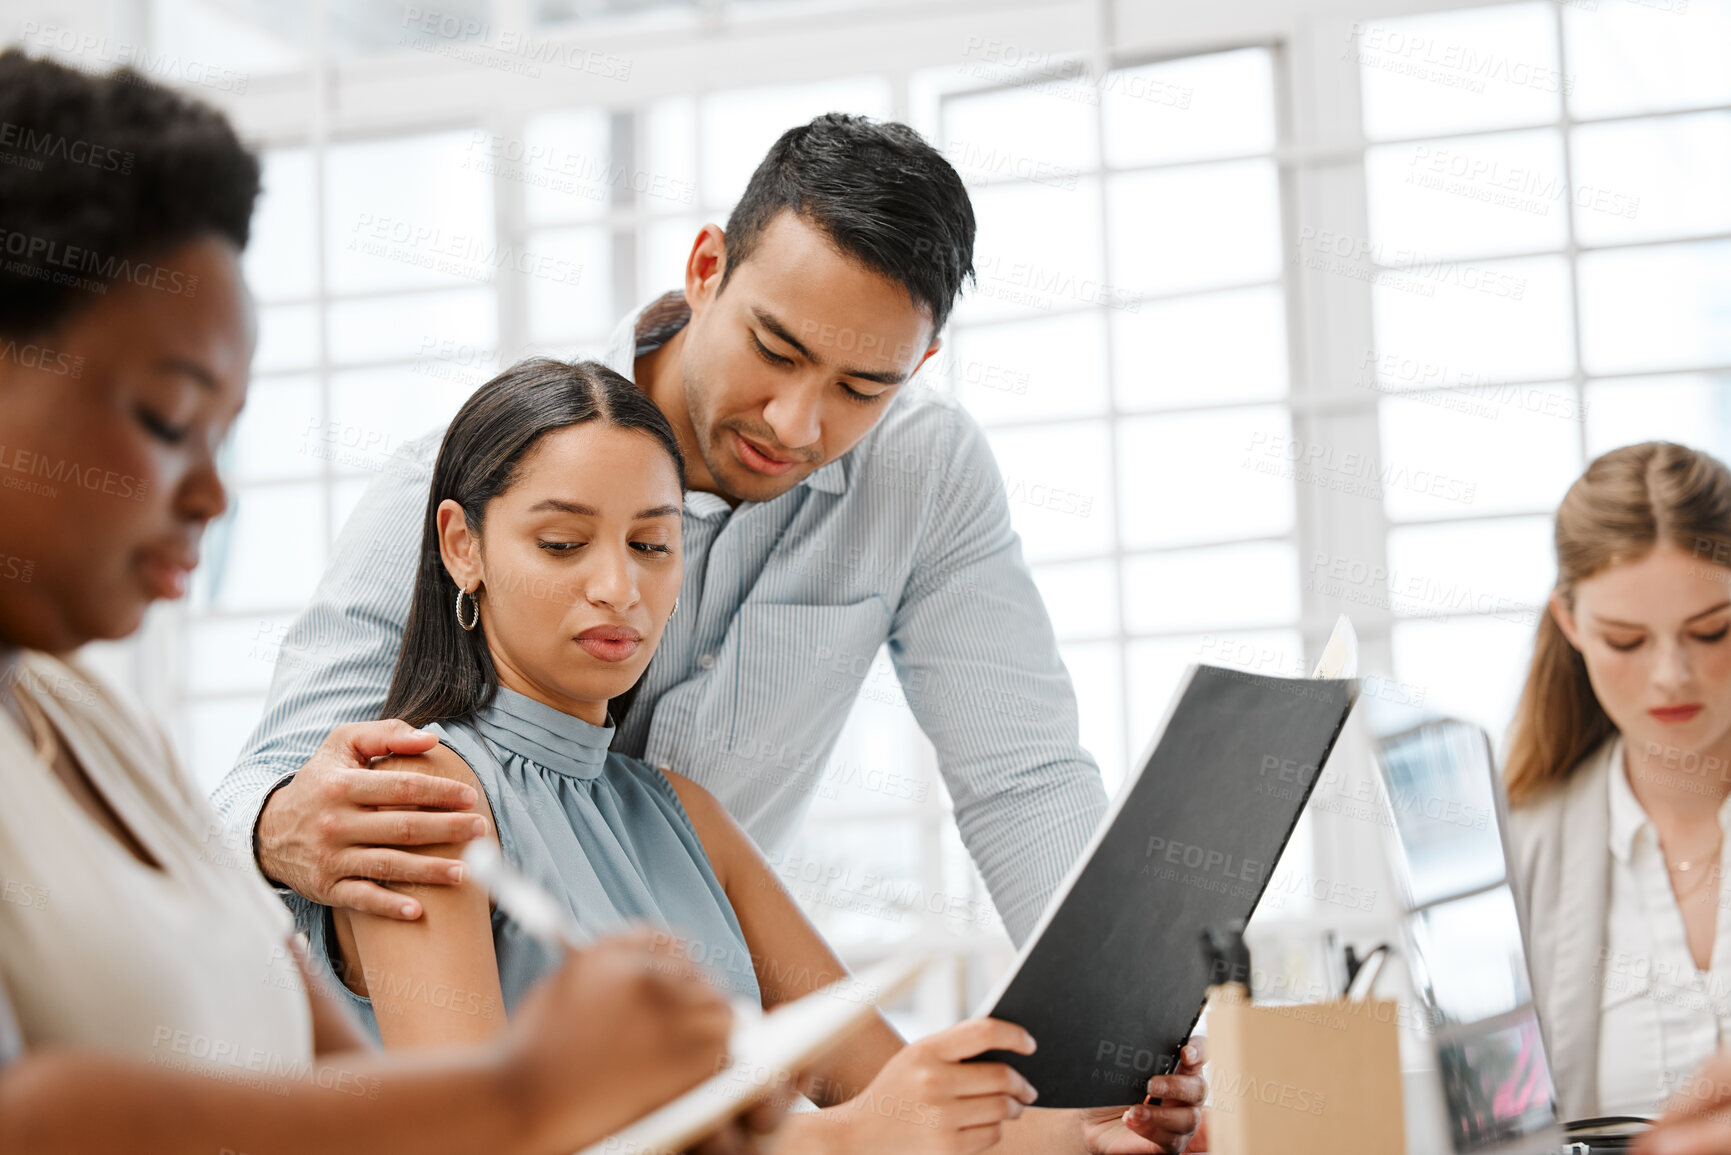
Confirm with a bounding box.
[1311,614,1358,680]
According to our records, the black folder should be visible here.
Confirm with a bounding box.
[971,663,1359,1108]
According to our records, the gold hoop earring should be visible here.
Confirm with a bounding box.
[455,585,481,631]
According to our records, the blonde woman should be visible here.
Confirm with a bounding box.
[1507,442,1731,1121]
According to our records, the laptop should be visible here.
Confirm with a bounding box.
[1373,719,1565,1154]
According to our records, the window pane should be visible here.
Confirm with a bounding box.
[405,337,504,394]
[1106,161,1281,297]
[1392,616,1538,757]
[522,107,612,224]
[1357,353,1582,412]
[327,366,473,473]
[184,616,295,697]
[245,149,316,302]
[1031,559,1118,640]
[1563,0,1731,119]
[253,303,318,374]
[1385,518,1554,621]
[951,312,1107,425]
[959,178,1106,324]
[1103,48,1275,168]
[1585,374,1731,459]
[1127,630,1305,758]
[326,131,494,295]
[642,98,700,217]
[150,0,305,75]
[943,84,1098,181]
[524,226,614,343]
[779,820,924,947]
[1379,386,1581,520]
[1122,542,1301,634]
[1112,286,1288,411]
[194,485,326,611]
[186,697,272,795]
[1365,129,1568,258]
[1373,255,1574,381]
[1571,113,1731,247]
[1060,641,1127,793]
[1355,3,1564,141]
[328,288,496,365]
[985,422,1113,562]
[1578,241,1731,374]
[641,217,699,299]
[700,78,894,210]
[1119,407,1296,549]
[227,375,319,484]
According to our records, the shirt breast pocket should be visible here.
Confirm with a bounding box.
[697,598,891,843]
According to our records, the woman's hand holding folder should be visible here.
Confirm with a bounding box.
[798,1017,1040,1155]
[1076,1042,1209,1154]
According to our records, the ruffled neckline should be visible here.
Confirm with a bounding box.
[471,686,614,779]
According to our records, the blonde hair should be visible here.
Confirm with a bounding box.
[1505,442,1731,806]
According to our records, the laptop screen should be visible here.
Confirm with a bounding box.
[1375,719,1560,1154]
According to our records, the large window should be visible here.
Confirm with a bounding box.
[936,49,1293,795]
[1353,0,1731,747]
[177,131,500,787]
[25,0,1729,1031]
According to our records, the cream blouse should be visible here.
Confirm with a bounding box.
[1597,737,1731,1116]
[0,651,312,1077]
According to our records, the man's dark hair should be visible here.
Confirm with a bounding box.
[0,49,261,339]
[721,113,975,339]
[382,358,686,730]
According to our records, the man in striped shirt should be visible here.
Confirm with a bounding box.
[212,113,1109,953]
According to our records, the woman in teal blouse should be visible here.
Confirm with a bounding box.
[305,356,1206,1155]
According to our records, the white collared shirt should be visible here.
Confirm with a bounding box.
[1598,737,1731,1115]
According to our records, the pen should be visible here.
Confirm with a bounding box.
[461,840,585,949]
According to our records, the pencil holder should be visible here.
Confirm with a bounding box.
[1203,983,1406,1155]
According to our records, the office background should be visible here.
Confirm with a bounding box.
[12,0,1729,1036]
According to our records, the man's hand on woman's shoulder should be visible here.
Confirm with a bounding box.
[254,719,487,919]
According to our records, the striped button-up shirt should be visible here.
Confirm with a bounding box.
[212,294,1108,946]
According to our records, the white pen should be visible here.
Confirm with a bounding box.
[459,841,764,1029]
[461,840,586,949]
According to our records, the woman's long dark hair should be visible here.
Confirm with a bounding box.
[381,358,685,729]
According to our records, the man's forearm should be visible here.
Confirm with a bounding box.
[955,767,1108,947]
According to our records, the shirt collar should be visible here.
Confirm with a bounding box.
[1607,736,1731,863]
[683,491,731,521]
[1607,735,1646,865]
[601,296,651,382]
[603,294,852,506]
[803,458,847,495]
[472,686,613,780]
